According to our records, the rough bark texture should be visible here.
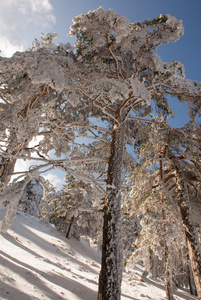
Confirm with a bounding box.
[165,268,174,300]
[66,215,75,239]
[162,206,174,300]
[188,258,198,296]
[0,134,23,197]
[0,175,31,233]
[173,159,201,299]
[187,239,201,299]
[98,120,125,300]
[0,157,17,197]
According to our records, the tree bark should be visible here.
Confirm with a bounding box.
[98,119,125,300]
[66,215,75,239]
[165,268,174,300]
[162,204,174,300]
[0,175,31,232]
[173,159,201,299]
[0,133,23,197]
[188,258,197,296]
[187,238,201,299]
[0,157,17,197]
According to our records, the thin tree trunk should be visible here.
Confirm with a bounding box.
[165,269,174,300]
[188,258,197,296]
[98,119,125,300]
[164,234,174,299]
[66,215,75,239]
[173,159,201,299]
[187,238,201,299]
[162,202,174,300]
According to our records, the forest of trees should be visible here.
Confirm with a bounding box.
[0,7,200,300]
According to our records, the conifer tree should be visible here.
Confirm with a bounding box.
[126,120,201,298]
[0,8,201,299]
[49,175,102,240]
[67,8,201,299]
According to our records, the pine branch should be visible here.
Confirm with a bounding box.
[127,116,201,143]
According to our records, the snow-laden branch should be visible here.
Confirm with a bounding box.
[127,116,201,143]
[56,164,108,197]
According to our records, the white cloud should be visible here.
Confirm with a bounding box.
[13,161,65,189]
[29,0,54,14]
[0,36,24,57]
[28,136,44,148]
[14,159,32,174]
[44,173,65,189]
[1,0,56,28]
[4,0,55,19]
[11,159,32,183]
[0,0,56,57]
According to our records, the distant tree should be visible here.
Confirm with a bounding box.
[18,177,44,217]
[17,175,58,220]
[49,175,102,241]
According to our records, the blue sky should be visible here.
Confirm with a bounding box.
[1,0,200,188]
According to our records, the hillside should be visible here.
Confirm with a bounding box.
[0,207,196,300]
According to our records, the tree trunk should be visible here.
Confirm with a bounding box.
[187,238,201,299]
[66,215,75,239]
[0,157,17,198]
[0,133,24,197]
[0,175,30,232]
[98,119,125,300]
[162,204,174,300]
[173,159,201,299]
[165,268,174,300]
[188,258,197,296]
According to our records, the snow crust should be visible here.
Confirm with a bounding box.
[0,207,195,300]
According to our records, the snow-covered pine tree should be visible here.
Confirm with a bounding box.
[0,48,61,194]
[0,34,82,230]
[159,126,201,297]
[126,120,201,297]
[18,177,45,217]
[66,8,201,299]
[49,174,102,241]
[18,175,59,220]
[0,8,201,299]
[126,167,189,299]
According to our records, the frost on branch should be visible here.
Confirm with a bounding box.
[70,7,184,61]
[69,6,130,53]
[129,78,151,105]
[41,33,59,47]
[90,78,151,105]
[32,33,58,51]
[0,175,31,233]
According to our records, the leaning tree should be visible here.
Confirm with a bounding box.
[0,34,84,231]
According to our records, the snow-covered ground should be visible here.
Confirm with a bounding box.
[0,207,197,300]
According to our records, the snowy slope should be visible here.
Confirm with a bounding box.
[0,207,197,300]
